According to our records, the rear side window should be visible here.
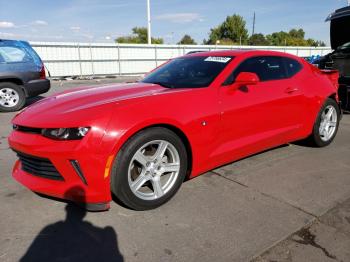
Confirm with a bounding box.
[0,46,33,63]
[283,57,302,77]
[223,56,289,85]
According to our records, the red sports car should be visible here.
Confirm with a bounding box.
[9,50,341,211]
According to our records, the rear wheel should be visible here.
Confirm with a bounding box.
[111,127,188,210]
[0,82,26,112]
[309,98,340,147]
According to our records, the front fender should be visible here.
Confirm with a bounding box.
[101,117,189,160]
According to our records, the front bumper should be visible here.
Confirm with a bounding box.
[8,130,112,210]
[24,79,50,97]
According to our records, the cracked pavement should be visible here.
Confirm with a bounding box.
[254,198,350,262]
[0,78,349,262]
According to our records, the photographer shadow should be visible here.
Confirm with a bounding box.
[20,186,123,262]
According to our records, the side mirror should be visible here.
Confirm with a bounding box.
[235,72,260,86]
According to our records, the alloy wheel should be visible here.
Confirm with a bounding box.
[319,105,338,142]
[128,140,181,201]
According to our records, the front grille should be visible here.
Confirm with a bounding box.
[13,125,42,134]
[16,151,64,181]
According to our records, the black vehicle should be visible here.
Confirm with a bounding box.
[0,39,50,112]
[319,6,350,111]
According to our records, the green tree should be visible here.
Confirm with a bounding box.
[248,33,270,46]
[306,39,326,47]
[177,34,197,45]
[289,28,305,39]
[266,31,290,46]
[116,27,163,44]
[205,14,249,45]
[265,28,325,46]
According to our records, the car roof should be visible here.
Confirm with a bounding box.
[0,39,29,45]
[185,49,300,59]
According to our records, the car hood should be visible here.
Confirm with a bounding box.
[12,82,177,127]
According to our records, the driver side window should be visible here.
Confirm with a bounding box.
[223,56,287,85]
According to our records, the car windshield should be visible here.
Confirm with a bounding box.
[141,56,234,88]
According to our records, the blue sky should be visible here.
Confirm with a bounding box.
[0,0,348,45]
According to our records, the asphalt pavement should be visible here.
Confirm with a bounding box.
[0,78,349,262]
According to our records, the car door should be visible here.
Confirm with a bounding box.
[215,56,305,162]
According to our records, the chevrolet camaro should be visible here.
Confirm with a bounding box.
[8,50,341,211]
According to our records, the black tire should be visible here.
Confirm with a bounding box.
[308,98,340,147]
[0,82,26,112]
[111,127,188,210]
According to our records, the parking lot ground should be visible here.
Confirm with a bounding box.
[0,79,349,262]
[254,197,350,262]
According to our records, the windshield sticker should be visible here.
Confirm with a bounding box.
[204,56,231,63]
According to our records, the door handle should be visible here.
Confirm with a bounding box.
[285,87,299,94]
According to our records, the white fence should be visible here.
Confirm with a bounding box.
[30,42,332,78]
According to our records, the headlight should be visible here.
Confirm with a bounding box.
[42,127,90,140]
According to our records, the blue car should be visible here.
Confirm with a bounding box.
[0,39,50,112]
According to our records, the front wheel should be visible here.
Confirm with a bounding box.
[111,127,188,210]
[308,98,340,147]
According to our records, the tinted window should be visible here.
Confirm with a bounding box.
[142,56,234,88]
[283,57,302,77]
[223,56,288,85]
[0,46,32,63]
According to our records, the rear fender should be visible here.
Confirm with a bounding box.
[320,70,340,101]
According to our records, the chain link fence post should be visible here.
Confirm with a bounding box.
[117,44,121,76]
[77,44,83,78]
[89,44,95,77]
[155,45,158,67]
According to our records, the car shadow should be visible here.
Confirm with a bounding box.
[25,95,45,107]
[20,186,124,262]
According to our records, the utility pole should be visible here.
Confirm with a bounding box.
[252,12,256,35]
[147,0,151,45]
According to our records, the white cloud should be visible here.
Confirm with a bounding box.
[33,20,48,26]
[155,13,202,23]
[80,33,94,39]
[70,26,81,31]
[0,32,15,38]
[0,21,15,28]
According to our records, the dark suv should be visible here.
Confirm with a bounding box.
[319,6,350,111]
[0,39,50,112]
